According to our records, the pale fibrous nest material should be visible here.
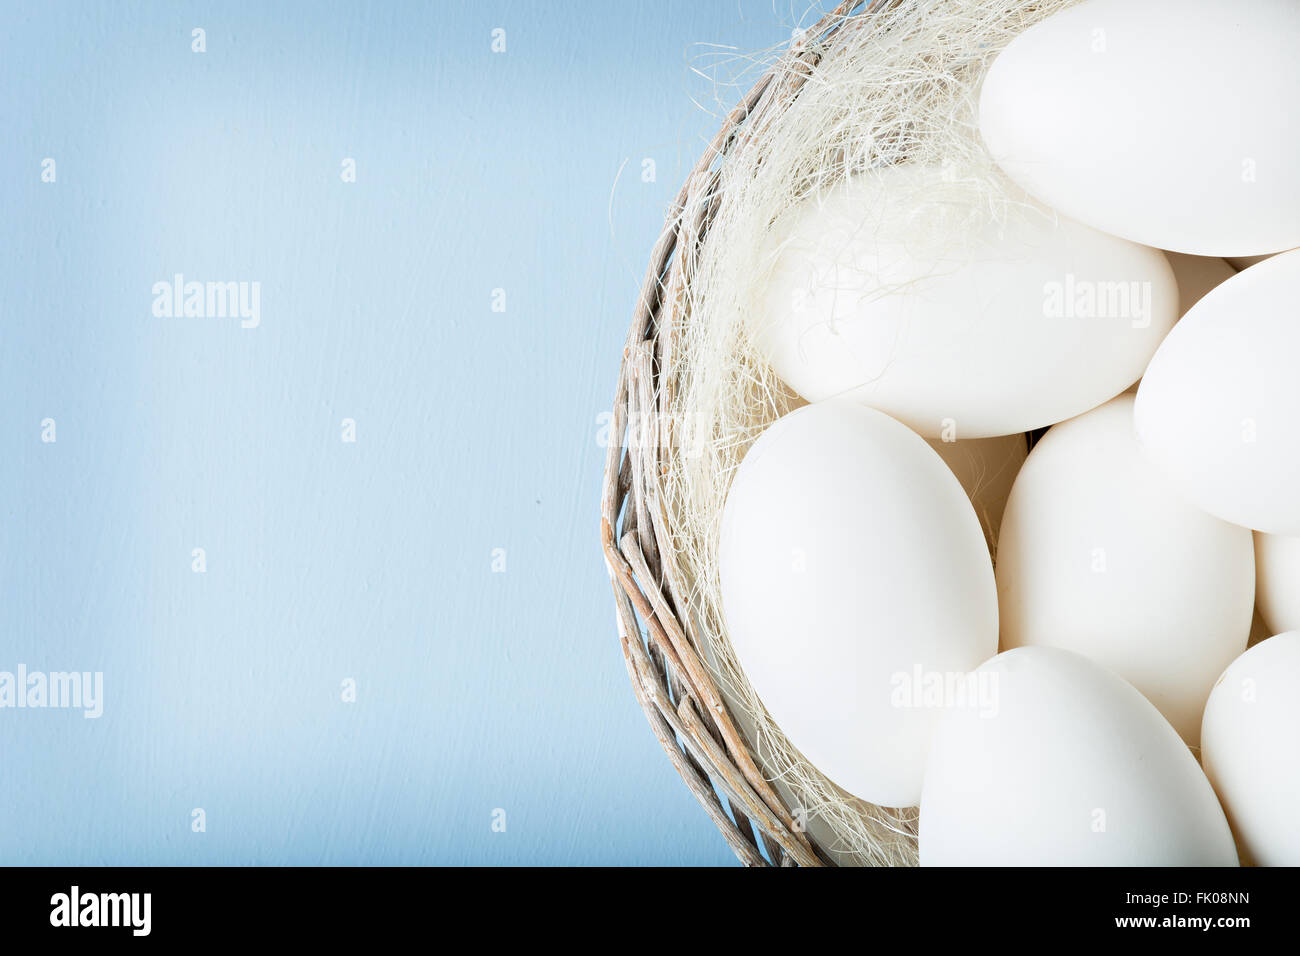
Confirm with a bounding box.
[601,0,1081,866]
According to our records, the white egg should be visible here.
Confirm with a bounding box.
[996,395,1254,745]
[980,0,1300,257]
[928,433,1028,555]
[754,164,1177,438]
[1135,248,1300,534]
[1255,533,1300,635]
[1163,252,1235,317]
[1201,632,1300,866]
[719,402,997,807]
[920,647,1238,866]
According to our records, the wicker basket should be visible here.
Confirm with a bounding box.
[599,1,877,868]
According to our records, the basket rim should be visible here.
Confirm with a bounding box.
[598,0,873,868]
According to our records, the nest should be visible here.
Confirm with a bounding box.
[599,0,1081,866]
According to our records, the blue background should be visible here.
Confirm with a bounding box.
[0,0,800,865]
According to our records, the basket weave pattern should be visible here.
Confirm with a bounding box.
[599,2,872,867]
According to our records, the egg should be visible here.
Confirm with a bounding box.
[979,0,1300,257]
[719,401,997,807]
[1135,248,1300,534]
[996,395,1254,745]
[1201,632,1300,866]
[928,433,1028,555]
[1255,533,1300,635]
[1163,252,1235,317]
[920,647,1238,866]
[754,164,1177,438]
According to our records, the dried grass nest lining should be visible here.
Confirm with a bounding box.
[659,0,1082,866]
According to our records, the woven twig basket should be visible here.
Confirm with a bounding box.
[599,1,883,868]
